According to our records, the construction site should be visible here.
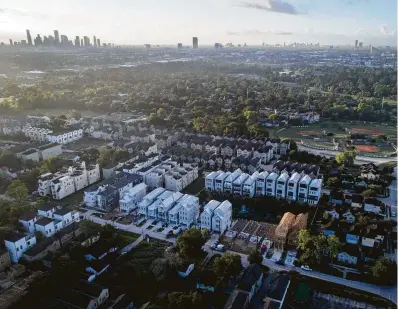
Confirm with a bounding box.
[221,212,308,254]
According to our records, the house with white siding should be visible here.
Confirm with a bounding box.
[298,175,312,203]
[211,200,232,234]
[147,190,174,219]
[223,169,243,194]
[138,187,166,217]
[233,173,250,196]
[215,171,229,192]
[308,178,322,205]
[4,233,37,263]
[205,171,222,192]
[157,191,184,222]
[255,171,269,197]
[200,200,221,231]
[287,172,301,201]
[178,195,200,227]
[119,183,148,214]
[265,172,278,197]
[253,146,273,164]
[243,172,259,198]
[276,172,289,199]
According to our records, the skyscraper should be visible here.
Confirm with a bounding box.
[358,42,363,48]
[9,39,13,46]
[34,35,42,46]
[81,38,84,46]
[61,35,69,45]
[355,40,358,49]
[97,39,100,47]
[54,30,60,45]
[93,36,97,47]
[83,36,90,47]
[26,29,32,45]
[192,37,198,48]
[177,43,182,48]
[75,36,80,46]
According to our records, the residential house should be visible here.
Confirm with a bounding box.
[215,171,229,192]
[211,200,232,234]
[233,173,250,196]
[342,211,356,224]
[138,187,167,217]
[200,200,221,231]
[265,172,278,197]
[224,169,243,193]
[253,146,273,164]
[287,172,301,201]
[243,172,259,198]
[119,183,148,214]
[255,171,269,197]
[337,250,358,266]
[4,233,37,263]
[18,211,38,234]
[307,178,322,205]
[236,264,264,302]
[147,190,175,220]
[178,195,200,227]
[297,175,311,203]
[276,172,289,199]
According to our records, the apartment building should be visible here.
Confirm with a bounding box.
[178,195,200,226]
[298,175,312,203]
[4,233,37,263]
[276,172,289,199]
[119,183,148,214]
[200,200,222,231]
[147,190,175,219]
[253,146,273,164]
[205,171,222,191]
[23,125,83,144]
[211,200,232,234]
[215,171,230,192]
[307,178,322,205]
[38,161,100,200]
[19,143,63,163]
[157,192,184,222]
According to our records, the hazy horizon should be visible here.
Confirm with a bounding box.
[0,0,397,46]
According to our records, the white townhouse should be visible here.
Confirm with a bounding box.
[157,191,184,222]
[23,126,83,144]
[18,212,38,234]
[138,187,166,217]
[205,171,222,192]
[53,208,80,226]
[145,169,164,189]
[307,178,322,205]
[119,183,148,214]
[215,172,230,192]
[4,233,37,263]
[223,169,243,194]
[255,171,269,197]
[178,195,200,227]
[147,190,174,219]
[164,172,183,192]
[168,203,184,226]
[200,200,221,230]
[38,162,100,200]
[298,175,312,203]
[265,172,278,197]
[233,173,250,196]
[253,146,273,164]
[211,200,232,234]
[287,172,301,201]
[276,172,289,199]
[243,172,259,198]
[34,217,60,238]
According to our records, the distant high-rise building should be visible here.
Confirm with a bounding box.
[21,40,27,45]
[48,35,55,46]
[54,30,60,44]
[355,40,358,49]
[144,44,151,49]
[93,36,97,47]
[60,35,68,45]
[34,34,42,46]
[9,39,13,46]
[192,37,198,48]
[81,38,84,46]
[26,30,32,45]
[75,36,80,46]
[214,43,223,48]
[43,36,49,46]
[358,42,363,48]
[177,43,182,48]
[83,36,90,47]
[97,38,100,47]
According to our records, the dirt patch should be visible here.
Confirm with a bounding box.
[355,145,380,153]
[351,128,383,136]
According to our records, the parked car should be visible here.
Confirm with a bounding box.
[300,265,312,271]
[166,231,174,238]
[214,244,225,252]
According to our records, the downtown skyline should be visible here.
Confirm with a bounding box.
[0,0,397,46]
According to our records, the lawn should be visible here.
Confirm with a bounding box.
[116,230,140,246]
[181,176,205,196]
[127,239,170,269]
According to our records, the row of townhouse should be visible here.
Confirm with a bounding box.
[176,135,289,163]
[206,169,323,204]
[200,200,232,234]
[138,188,200,227]
[18,143,63,163]
[5,204,80,263]
[38,161,100,200]
[22,125,83,144]
[112,140,158,157]
[83,172,143,212]
[122,155,198,192]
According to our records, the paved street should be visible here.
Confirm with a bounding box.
[84,210,397,304]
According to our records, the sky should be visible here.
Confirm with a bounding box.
[0,0,397,46]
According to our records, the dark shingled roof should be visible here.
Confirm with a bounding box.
[35,217,54,226]
[19,211,37,221]
[54,208,72,216]
[237,263,263,292]
[38,204,55,212]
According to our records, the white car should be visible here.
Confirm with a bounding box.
[301,265,312,271]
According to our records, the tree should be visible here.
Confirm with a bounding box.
[80,220,102,241]
[297,229,312,251]
[248,249,263,265]
[326,177,340,188]
[327,235,341,261]
[268,113,278,120]
[176,228,206,259]
[5,180,28,204]
[361,189,377,197]
[68,109,82,120]
[336,150,356,165]
[213,253,242,280]
[168,291,203,309]
[370,257,397,285]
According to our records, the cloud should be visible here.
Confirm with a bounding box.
[238,0,300,15]
[379,24,397,36]
[275,31,293,35]
[0,7,47,19]
[227,31,240,36]
[227,29,294,36]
